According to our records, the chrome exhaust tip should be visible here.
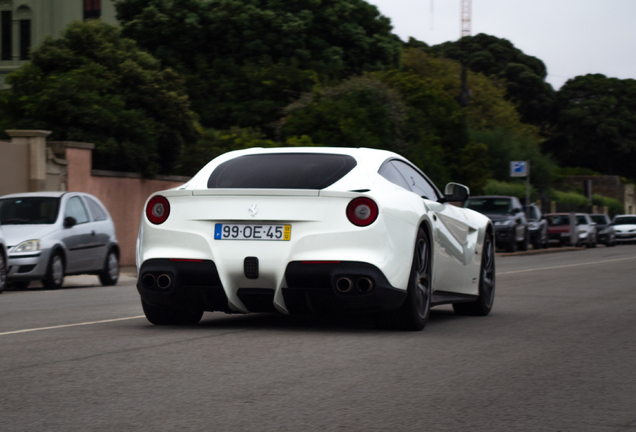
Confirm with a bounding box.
[142,273,156,289]
[356,277,373,293]
[336,277,353,293]
[156,274,172,289]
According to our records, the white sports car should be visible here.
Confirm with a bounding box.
[136,147,495,330]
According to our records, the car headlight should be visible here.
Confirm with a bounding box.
[528,222,539,229]
[494,220,513,226]
[12,239,42,253]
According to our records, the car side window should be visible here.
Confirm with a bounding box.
[576,215,587,225]
[378,160,410,190]
[391,160,439,201]
[84,197,108,222]
[65,196,90,224]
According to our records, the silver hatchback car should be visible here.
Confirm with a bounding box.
[0,192,119,289]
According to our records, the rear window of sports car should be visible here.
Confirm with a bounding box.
[207,153,357,189]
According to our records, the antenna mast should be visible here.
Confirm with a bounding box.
[461,0,472,38]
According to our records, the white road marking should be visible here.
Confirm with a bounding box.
[0,316,146,337]
[498,256,636,275]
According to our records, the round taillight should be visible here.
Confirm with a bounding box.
[146,196,170,225]
[346,197,378,227]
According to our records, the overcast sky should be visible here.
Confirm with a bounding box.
[367,0,636,89]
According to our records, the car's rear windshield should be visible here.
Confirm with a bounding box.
[464,198,512,214]
[591,215,608,225]
[207,153,357,189]
[614,216,636,225]
[0,197,61,225]
[547,215,571,226]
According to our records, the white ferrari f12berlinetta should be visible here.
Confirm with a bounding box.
[136,147,495,330]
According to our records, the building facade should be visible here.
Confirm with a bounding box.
[0,0,117,88]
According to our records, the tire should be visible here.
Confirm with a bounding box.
[141,300,203,325]
[376,228,432,331]
[506,237,517,253]
[453,232,496,316]
[0,252,6,294]
[518,229,529,252]
[42,251,64,290]
[99,250,119,286]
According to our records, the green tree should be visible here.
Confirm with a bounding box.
[115,0,402,129]
[546,74,636,180]
[427,33,555,128]
[0,20,198,176]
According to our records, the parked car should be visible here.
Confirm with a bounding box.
[526,204,548,249]
[590,214,616,246]
[575,214,597,247]
[463,196,528,252]
[0,227,7,293]
[545,213,597,247]
[611,215,636,243]
[136,147,495,330]
[0,192,120,289]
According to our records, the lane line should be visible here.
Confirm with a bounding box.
[498,256,636,275]
[0,316,146,337]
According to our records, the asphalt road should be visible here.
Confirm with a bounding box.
[1,245,635,431]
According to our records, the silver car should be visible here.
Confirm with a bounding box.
[0,192,119,289]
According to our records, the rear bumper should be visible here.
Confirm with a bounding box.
[137,259,406,315]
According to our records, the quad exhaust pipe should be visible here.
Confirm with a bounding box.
[157,274,172,289]
[141,273,172,289]
[336,277,353,293]
[142,274,156,289]
[356,277,373,293]
[336,277,374,293]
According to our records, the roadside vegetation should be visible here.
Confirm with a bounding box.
[0,0,634,210]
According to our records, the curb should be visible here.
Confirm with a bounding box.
[497,246,584,257]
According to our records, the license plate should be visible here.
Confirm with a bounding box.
[214,223,291,241]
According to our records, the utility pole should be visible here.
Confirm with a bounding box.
[461,0,472,39]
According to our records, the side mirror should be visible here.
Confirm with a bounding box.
[443,182,470,202]
[63,216,77,229]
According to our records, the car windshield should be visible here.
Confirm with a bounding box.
[528,206,540,220]
[547,215,571,226]
[591,215,608,225]
[464,198,512,214]
[0,197,61,225]
[576,215,588,225]
[207,153,357,189]
[614,216,636,225]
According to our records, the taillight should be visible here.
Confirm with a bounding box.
[146,196,170,225]
[346,197,378,227]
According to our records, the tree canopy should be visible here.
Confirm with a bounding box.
[545,74,636,179]
[0,20,199,177]
[115,0,402,129]
[427,33,555,128]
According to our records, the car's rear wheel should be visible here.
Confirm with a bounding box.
[453,232,495,316]
[42,251,64,290]
[0,253,6,294]
[375,228,431,331]
[141,300,203,325]
[99,250,119,286]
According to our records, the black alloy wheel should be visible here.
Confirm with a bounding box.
[141,300,204,325]
[453,232,496,316]
[375,228,432,331]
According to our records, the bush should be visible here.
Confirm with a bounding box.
[551,190,589,210]
[592,194,624,216]
[483,179,536,200]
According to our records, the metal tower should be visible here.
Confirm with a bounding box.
[461,0,471,38]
